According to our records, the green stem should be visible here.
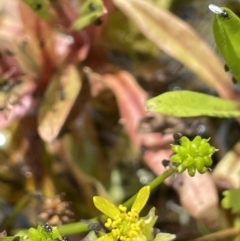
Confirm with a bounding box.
[57,222,89,236]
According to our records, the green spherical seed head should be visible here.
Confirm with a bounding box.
[171,135,217,177]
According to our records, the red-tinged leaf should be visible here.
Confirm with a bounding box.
[112,0,232,97]
[18,1,56,82]
[101,70,173,176]
[176,172,219,227]
[38,65,82,142]
[103,71,147,146]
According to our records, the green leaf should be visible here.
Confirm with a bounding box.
[93,196,120,219]
[153,233,176,241]
[72,0,107,30]
[210,5,240,83]
[131,186,150,213]
[222,189,240,214]
[146,90,240,117]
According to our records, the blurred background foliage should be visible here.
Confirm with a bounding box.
[0,0,240,240]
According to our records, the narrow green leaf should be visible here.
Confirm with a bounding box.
[146,90,240,117]
[93,196,120,219]
[210,5,240,83]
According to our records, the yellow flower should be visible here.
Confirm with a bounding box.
[93,186,157,241]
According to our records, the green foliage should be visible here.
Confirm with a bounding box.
[171,136,218,177]
[210,5,240,83]
[72,0,106,30]
[146,90,240,118]
[222,189,240,214]
[16,224,64,241]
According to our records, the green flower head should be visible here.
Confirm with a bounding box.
[93,186,157,241]
[170,135,218,177]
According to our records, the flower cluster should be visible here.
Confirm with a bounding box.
[93,186,158,241]
[170,135,218,176]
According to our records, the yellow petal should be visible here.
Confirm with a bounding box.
[93,196,120,219]
[131,186,150,213]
